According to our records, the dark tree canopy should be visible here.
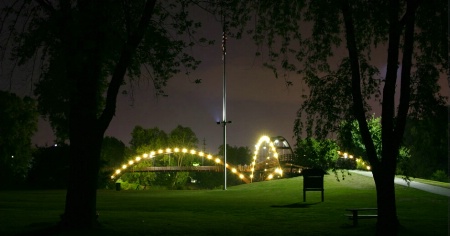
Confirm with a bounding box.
[1,1,209,141]
[221,0,447,234]
[0,0,218,229]
[218,144,252,166]
[402,105,448,178]
[0,90,38,189]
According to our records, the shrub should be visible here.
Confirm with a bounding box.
[430,170,449,183]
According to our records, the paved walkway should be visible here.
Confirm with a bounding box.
[349,170,450,197]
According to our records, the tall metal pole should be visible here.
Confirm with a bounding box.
[221,15,228,190]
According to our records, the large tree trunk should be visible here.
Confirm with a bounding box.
[372,165,399,235]
[58,1,106,228]
[62,109,103,228]
[61,68,104,228]
[58,0,157,229]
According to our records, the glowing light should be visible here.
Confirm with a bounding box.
[111,142,285,184]
[268,174,273,179]
[366,166,371,170]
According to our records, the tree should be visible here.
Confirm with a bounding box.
[27,144,70,189]
[126,126,168,188]
[0,91,38,189]
[338,116,411,175]
[403,105,448,179]
[130,126,168,153]
[224,0,447,234]
[125,125,200,189]
[295,138,339,170]
[1,1,214,228]
[165,125,199,188]
[98,136,127,188]
[168,125,199,166]
[218,144,252,165]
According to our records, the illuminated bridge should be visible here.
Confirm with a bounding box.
[110,135,302,184]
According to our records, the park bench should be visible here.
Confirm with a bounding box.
[345,208,378,226]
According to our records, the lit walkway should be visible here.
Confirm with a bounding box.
[350,170,450,197]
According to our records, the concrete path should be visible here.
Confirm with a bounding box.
[349,170,450,197]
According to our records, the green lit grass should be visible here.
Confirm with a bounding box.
[0,173,447,236]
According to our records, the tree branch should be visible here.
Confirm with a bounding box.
[98,0,157,133]
[340,0,379,169]
[394,0,418,152]
[380,0,401,169]
[34,0,55,14]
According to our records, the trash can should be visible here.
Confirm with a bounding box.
[115,182,121,191]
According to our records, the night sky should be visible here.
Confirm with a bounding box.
[31,10,304,153]
[27,7,449,154]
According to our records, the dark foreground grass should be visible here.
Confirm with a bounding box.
[0,173,447,236]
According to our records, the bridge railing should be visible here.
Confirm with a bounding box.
[131,166,221,172]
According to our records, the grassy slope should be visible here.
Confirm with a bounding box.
[0,173,447,236]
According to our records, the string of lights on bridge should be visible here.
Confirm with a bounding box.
[110,135,284,183]
[110,135,372,184]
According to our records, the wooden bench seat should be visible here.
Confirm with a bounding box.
[345,208,378,226]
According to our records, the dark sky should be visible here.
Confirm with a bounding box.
[27,7,450,154]
[31,10,304,153]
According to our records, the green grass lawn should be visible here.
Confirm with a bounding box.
[0,173,447,236]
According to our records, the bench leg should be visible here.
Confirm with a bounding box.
[352,211,358,226]
[303,190,306,202]
[321,190,324,202]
